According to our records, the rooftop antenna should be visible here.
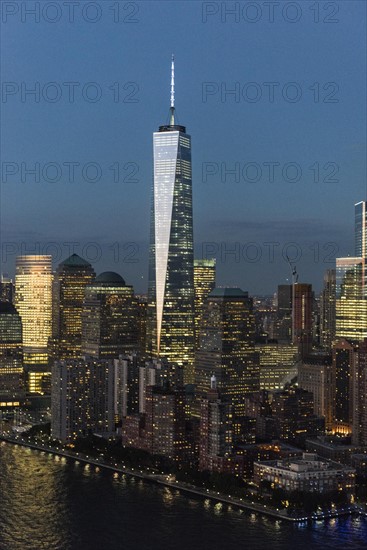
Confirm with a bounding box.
[169,54,175,125]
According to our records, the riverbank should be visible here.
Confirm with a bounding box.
[0,434,361,523]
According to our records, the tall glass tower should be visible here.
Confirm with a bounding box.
[147,56,195,382]
[355,201,367,258]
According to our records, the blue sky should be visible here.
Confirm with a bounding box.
[0,0,366,294]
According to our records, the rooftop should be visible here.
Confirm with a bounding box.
[59,254,92,268]
[209,287,248,298]
[94,271,126,286]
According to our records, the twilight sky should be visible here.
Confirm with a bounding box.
[0,0,366,294]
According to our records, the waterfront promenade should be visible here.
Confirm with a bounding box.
[0,434,359,524]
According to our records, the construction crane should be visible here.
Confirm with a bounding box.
[286,255,298,284]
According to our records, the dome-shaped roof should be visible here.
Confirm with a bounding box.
[59,254,92,268]
[95,271,126,286]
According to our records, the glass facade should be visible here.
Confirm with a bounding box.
[355,201,367,258]
[15,255,53,394]
[336,257,367,341]
[194,259,216,351]
[52,254,95,361]
[147,114,195,382]
[195,288,259,434]
[82,272,138,359]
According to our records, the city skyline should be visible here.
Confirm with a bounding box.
[1,1,365,294]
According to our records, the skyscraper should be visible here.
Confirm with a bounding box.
[52,254,95,361]
[194,259,216,350]
[335,257,367,341]
[15,255,52,394]
[320,269,336,349]
[82,271,138,359]
[195,287,259,435]
[0,301,24,409]
[355,201,367,258]
[0,275,14,304]
[147,56,195,382]
[292,283,313,358]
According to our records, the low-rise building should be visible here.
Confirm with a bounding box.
[254,452,355,495]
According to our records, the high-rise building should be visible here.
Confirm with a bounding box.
[0,275,14,304]
[199,375,233,471]
[292,283,313,358]
[196,287,259,435]
[331,338,356,436]
[194,259,216,350]
[15,255,52,394]
[256,341,297,390]
[51,254,95,361]
[352,339,367,445]
[147,57,195,383]
[0,302,24,409]
[335,257,367,341]
[298,353,333,428]
[82,271,138,359]
[51,359,116,442]
[355,201,367,258]
[275,284,292,342]
[320,269,336,350]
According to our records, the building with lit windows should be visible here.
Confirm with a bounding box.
[255,341,297,390]
[0,302,24,409]
[147,57,195,383]
[195,288,259,437]
[331,338,356,435]
[0,275,14,304]
[199,375,233,471]
[355,201,367,258]
[51,254,95,361]
[298,353,333,427]
[15,255,52,394]
[194,259,216,350]
[254,453,355,496]
[292,283,313,358]
[335,257,367,341]
[82,272,138,359]
[51,359,116,442]
[320,269,336,350]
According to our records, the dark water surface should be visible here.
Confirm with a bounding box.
[1,442,367,550]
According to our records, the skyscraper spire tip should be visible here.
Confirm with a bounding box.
[169,54,175,125]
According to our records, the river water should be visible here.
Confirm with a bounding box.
[1,442,367,550]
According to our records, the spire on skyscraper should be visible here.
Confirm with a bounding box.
[170,54,175,125]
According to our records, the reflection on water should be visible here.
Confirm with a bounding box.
[0,443,367,550]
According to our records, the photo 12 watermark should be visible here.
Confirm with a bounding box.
[1,81,140,104]
[1,2,140,24]
[201,161,340,184]
[201,2,340,24]
[1,241,140,265]
[1,161,139,184]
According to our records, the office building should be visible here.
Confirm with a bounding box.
[0,275,14,304]
[292,283,313,358]
[52,254,95,361]
[15,255,52,394]
[335,257,367,341]
[0,302,24,409]
[196,287,259,436]
[194,259,216,350]
[147,57,195,382]
[320,269,336,350]
[82,272,138,359]
[255,341,297,390]
[298,353,333,427]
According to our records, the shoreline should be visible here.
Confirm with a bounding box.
[0,434,363,524]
